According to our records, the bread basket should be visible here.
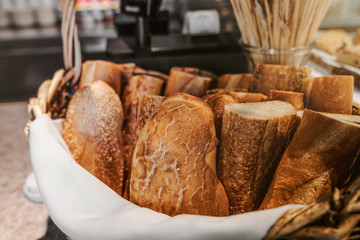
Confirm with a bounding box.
[27,1,360,239]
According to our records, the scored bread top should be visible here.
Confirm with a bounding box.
[130,92,229,216]
[225,100,296,120]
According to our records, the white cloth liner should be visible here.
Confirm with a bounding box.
[29,114,302,240]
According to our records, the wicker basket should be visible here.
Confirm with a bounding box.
[26,1,360,239]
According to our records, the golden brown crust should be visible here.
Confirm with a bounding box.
[79,60,135,95]
[268,90,304,111]
[130,93,229,216]
[355,28,360,45]
[164,67,214,97]
[302,75,354,114]
[253,64,312,95]
[136,95,164,138]
[203,93,238,140]
[122,75,163,197]
[260,110,360,210]
[62,80,125,195]
[218,101,297,214]
[217,73,253,91]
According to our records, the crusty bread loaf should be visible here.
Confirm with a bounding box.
[218,101,297,214]
[268,90,304,110]
[302,75,354,114]
[136,95,164,138]
[260,109,360,210]
[62,80,125,195]
[203,93,238,140]
[253,64,312,95]
[79,60,135,95]
[122,75,163,197]
[217,73,253,91]
[229,92,267,103]
[164,67,215,97]
[130,93,229,216]
[134,67,169,82]
[205,88,248,96]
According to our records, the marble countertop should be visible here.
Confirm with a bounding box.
[0,101,48,240]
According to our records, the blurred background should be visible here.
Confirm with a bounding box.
[0,0,360,102]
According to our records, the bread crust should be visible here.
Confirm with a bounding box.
[268,90,304,110]
[164,67,215,97]
[122,75,163,197]
[260,110,360,210]
[130,93,229,216]
[217,73,253,91]
[302,75,354,114]
[218,101,297,214]
[253,64,312,95]
[79,60,135,95]
[62,81,125,195]
[203,93,238,140]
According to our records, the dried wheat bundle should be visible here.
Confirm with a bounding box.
[231,0,332,49]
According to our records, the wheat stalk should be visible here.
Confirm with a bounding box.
[232,0,332,49]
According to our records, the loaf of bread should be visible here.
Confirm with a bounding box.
[218,101,297,214]
[135,95,164,138]
[79,60,135,95]
[253,64,312,95]
[130,93,229,216]
[260,110,360,210]
[122,75,163,197]
[302,75,354,114]
[164,67,216,97]
[62,80,125,195]
[217,73,253,91]
[203,93,237,140]
[268,90,304,110]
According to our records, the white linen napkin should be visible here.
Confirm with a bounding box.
[29,114,302,240]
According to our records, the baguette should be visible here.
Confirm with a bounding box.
[217,73,253,91]
[203,93,237,140]
[218,101,297,214]
[268,90,304,110]
[130,93,229,216]
[62,81,125,195]
[302,75,354,114]
[253,64,312,95]
[122,75,163,197]
[260,110,360,209]
[79,60,135,95]
[315,29,353,55]
[164,67,215,97]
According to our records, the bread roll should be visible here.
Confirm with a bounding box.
[302,75,354,114]
[260,110,360,210]
[268,90,304,110]
[79,60,135,95]
[122,75,163,196]
[62,81,125,195]
[253,64,312,95]
[164,67,215,97]
[130,93,229,216]
[337,45,360,68]
[203,93,238,140]
[218,101,297,214]
[217,73,253,91]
